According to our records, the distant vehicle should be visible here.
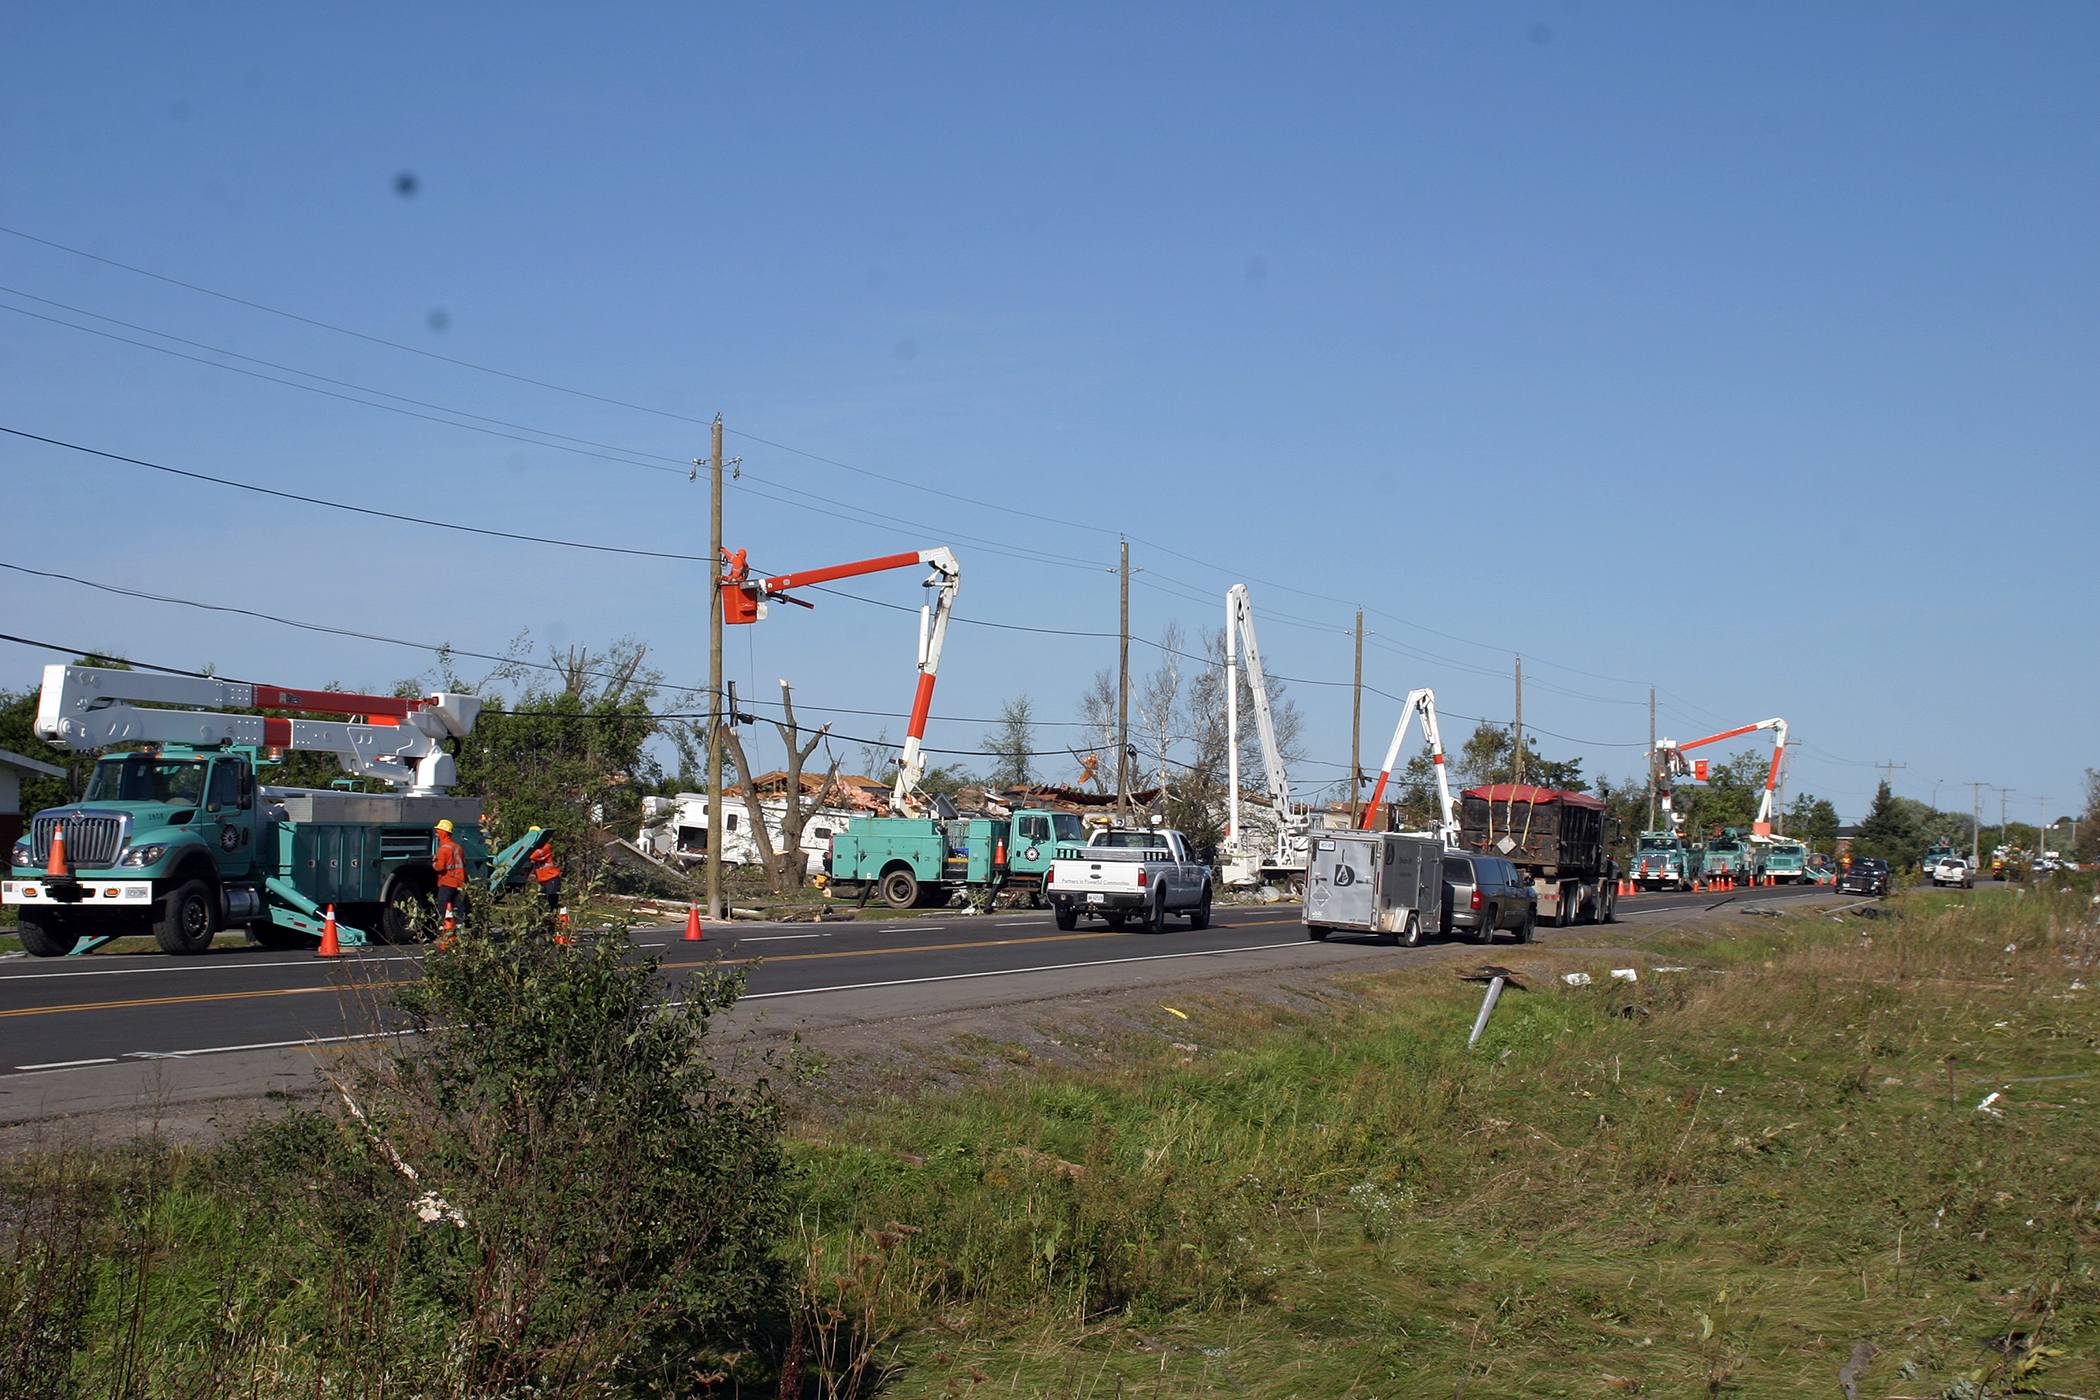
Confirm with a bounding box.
[1836,857,1891,896]
[1632,831,1698,892]
[1761,840,1810,884]
[1922,840,1957,873]
[1805,853,1837,885]
[1046,826,1213,933]
[1929,856,1974,889]
[1702,830,1754,883]
[1440,852,1537,944]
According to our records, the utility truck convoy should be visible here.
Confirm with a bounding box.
[1047,826,1213,933]
[3,665,529,956]
[1455,784,1619,926]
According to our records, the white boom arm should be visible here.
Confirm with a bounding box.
[724,546,960,816]
[1224,584,1298,860]
[33,665,482,795]
[1359,687,1457,845]
[1653,716,1788,838]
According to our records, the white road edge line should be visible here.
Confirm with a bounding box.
[1,1030,402,1079]
[739,940,1313,1001]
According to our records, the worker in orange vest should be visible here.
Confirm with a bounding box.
[433,819,468,925]
[528,835,563,912]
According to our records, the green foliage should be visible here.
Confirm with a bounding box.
[0,901,792,1398]
[1854,778,1926,866]
[0,689,75,814]
[981,695,1036,791]
[1785,792,1842,851]
[451,641,664,879]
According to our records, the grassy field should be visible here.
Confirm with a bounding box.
[787,884,2100,1398]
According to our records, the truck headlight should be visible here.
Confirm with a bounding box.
[9,840,29,868]
[118,844,168,868]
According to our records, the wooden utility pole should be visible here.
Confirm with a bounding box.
[1116,538,1130,820]
[1349,609,1364,824]
[1963,780,1988,870]
[1874,760,1907,795]
[706,415,725,921]
[1512,655,1524,784]
[1646,688,1657,833]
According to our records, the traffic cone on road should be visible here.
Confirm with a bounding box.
[554,907,572,946]
[316,904,340,958]
[45,825,68,879]
[683,903,704,941]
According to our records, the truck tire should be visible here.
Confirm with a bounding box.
[153,880,218,956]
[380,875,435,944]
[1470,907,1494,944]
[1187,886,1212,929]
[1142,896,1168,935]
[1599,886,1617,923]
[16,909,79,957]
[1053,901,1077,931]
[1516,908,1537,945]
[879,868,920,909]
[1306,924,1329,941]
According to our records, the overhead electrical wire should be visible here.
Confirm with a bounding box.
[2,227,1882,769]
[2,222,1678,696]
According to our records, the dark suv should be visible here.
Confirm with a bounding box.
[1442,853,1538,943]
[1836,857,1891,896]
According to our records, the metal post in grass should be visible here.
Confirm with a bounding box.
[1467,976,1506,1049]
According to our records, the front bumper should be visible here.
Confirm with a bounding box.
[5,878,155,906]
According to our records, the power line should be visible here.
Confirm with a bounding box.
[0,427,711,562]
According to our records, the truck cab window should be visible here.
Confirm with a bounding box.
[207,761,242,812]
[1051,814,1087,843]
[1018,816,1048,843]
[83,755,208,806]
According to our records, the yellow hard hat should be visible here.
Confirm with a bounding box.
[436,819,454,833]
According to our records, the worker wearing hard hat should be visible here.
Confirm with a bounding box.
[433,819,467,925]
[527,835,563,912]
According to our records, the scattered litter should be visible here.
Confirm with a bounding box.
[1170,1042,1199,1055]
[1653,966,1689,972]
[2005,944,2018,953]
[1976,1091,2005,1117]
[2072,981,2087,991]
[1561,972,1592,986]
[1255,884,1286,903]
[729,907,765,919]
[1161,1006,1189,1020]
[1610,968,1639,982]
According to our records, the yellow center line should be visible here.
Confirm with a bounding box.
[0,918,1307,1020]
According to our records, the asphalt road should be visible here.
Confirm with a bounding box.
[0,882,1838,1125]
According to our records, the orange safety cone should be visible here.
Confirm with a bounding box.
[683,903,704,942]
[554,907,572,946]
[46,824,69,880]
[316,903,341,958]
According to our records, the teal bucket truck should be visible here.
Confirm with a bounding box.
[826,808,1091,908]
[4,665,534,956]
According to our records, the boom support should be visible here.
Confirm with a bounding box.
[33,666,481,794]
[1653,717,1788,838]
[1224,585,1299,866]
[722,546,960,815]
[1359,688,1457,845]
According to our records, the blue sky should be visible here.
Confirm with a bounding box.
[2,2,2093,824]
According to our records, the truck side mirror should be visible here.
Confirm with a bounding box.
[239,769,255,810]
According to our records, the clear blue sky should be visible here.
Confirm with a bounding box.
[2,3,2093,824]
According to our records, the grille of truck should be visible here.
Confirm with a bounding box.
[31,813,125,867]
[380,829,433,862]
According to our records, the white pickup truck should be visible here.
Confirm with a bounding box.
[1047,827,1213,933]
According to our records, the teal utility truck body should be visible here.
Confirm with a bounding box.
[826,808,1090,908]
[3,745,510,957]
[1760,840,1809,883]
[1702,829,1754,882]
[1631,831,1700,891]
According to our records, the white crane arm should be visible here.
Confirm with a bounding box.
[31,665,481,795]
[1359,687,1457,845]
[1652,716,1788,838]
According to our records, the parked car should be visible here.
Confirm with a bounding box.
[1929,856,1974,889]
[1441,852,1537,944]
[1836,857,1891,896]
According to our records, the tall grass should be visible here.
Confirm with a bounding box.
[788,884,2100,1396]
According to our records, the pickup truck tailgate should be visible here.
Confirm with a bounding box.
[1053,853,1148,892]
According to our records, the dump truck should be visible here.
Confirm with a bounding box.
[826,808,1090,908]
[3,665,535,956]
[1455,783,1618,925]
